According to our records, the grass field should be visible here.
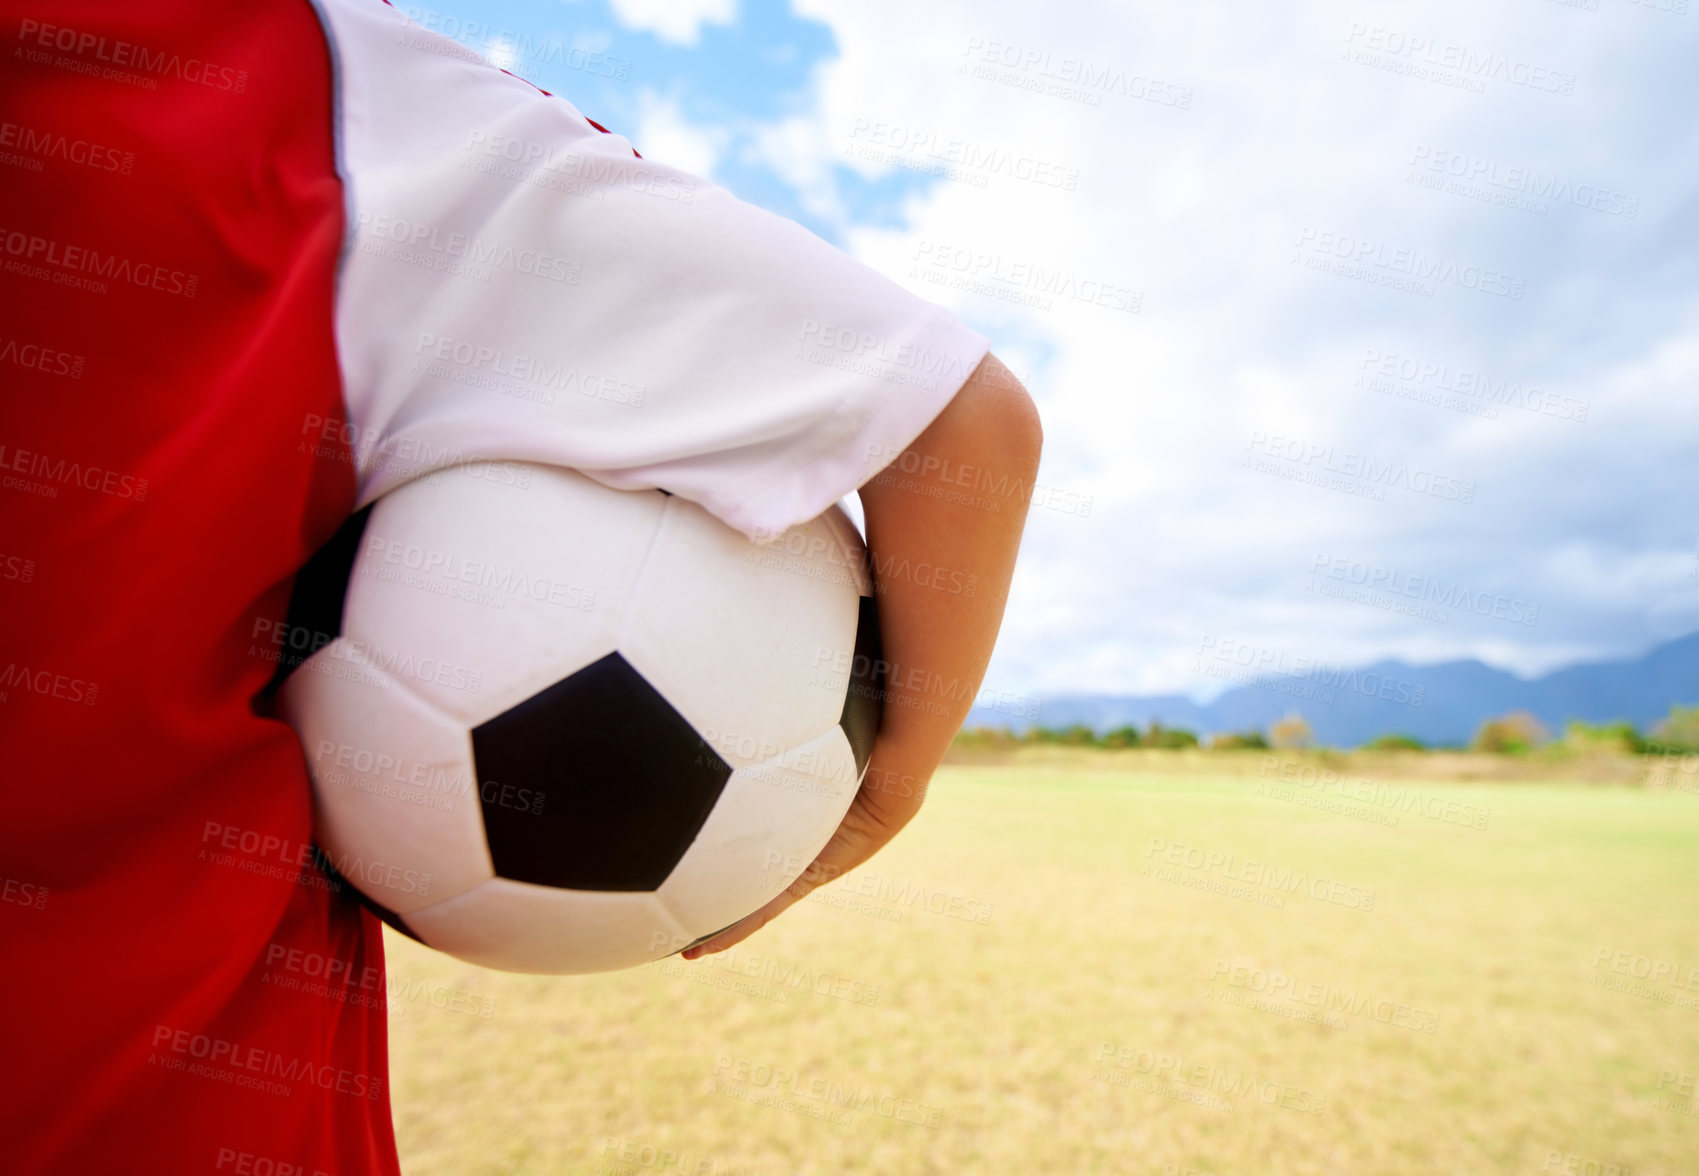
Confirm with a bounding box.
[385,750,1699,1176]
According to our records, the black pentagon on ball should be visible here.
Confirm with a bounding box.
[471,652,732,891]
[262,504,374,701]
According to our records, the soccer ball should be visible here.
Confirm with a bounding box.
[273,461,881,974]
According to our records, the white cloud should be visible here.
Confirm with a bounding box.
[606,0,735,46]
[630,90,731,178]
[746,108,847,224]
[767,0,1699,696]
[483,35,519,70]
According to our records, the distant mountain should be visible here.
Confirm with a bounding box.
[968,631,1699,748]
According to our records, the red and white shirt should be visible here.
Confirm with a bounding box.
[0,1,986,1172]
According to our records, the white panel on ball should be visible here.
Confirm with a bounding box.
[620,499,862,770]
[279,639,493,914]
[818,504,873,596]
[343,464,665,726]
[657,725,861,934]
[403,878,691,974]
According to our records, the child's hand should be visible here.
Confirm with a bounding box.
[682,354,1042,958]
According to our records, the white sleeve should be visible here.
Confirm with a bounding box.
[310,0,991,543]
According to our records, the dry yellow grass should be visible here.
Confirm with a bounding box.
[385,750,1699,1175]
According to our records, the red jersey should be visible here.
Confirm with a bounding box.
[0,2,986,1172]
[0,2,397,1173]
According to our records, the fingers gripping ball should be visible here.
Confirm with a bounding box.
[275,462,882,974]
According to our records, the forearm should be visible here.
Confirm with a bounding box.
[681,353,1042,955]
[848,354,1044,839]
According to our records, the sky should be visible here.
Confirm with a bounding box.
[389,0,1699,703]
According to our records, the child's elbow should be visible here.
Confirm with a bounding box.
[963,353,1044,477]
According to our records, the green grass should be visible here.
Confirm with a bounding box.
[385,753,1699,1175]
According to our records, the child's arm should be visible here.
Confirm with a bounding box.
[682,353,1043,958]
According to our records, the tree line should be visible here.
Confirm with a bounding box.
[953,704,1699,755]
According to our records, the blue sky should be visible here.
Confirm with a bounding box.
[391,0,1699,703]
[393,0,929,237]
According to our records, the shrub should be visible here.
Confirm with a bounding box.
[1363,733,1427,751]
[1650,705,1699,754]
[1471,711,1550,754]
[1562,720,1645,755]
[1015,724,1102,747]
[1268,713,1313,750]
[1144,721,1200,749]
[1100,725,1143,749]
